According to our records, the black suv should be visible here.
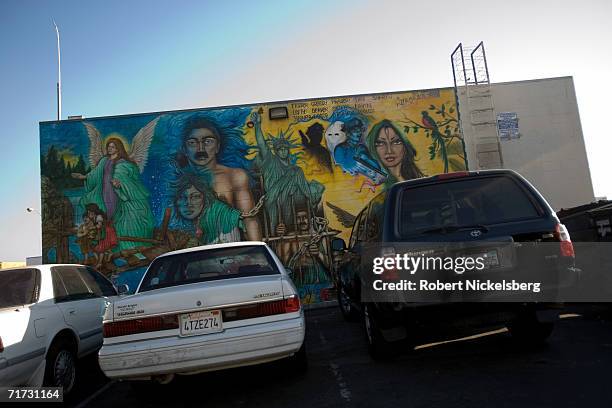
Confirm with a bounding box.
[333,169,577,358]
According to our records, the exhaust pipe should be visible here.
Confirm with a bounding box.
[152,373,175,384]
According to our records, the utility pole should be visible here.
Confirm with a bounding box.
[53,19,62,121]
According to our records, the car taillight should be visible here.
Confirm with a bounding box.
[284,295,301,313]
[0,336,4,353]
[222,297,301,322]
[380,247,399,280]
[555,223,575,257]
[103,315,179,338]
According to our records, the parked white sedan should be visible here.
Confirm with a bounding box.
[0,264,117,393]
[98,241,306,384]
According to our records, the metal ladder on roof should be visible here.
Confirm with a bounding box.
[451,42,504,170]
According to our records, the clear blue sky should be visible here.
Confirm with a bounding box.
[1,0,611,260]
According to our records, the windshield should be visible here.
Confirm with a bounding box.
[396,176,542,238]
[0,268,40,309]
[138,245,280,292]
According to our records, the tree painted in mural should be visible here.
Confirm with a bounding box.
[401,102,466,174]
[39,90,467,303]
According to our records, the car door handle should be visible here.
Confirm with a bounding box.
[68,310,76,315]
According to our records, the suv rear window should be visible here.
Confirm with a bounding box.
[139,245,280,292]
[396,176,541,237]
[0,268,40,309]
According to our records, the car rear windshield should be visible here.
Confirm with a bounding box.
[0,268,40,309]
[139,245,280,292]
[396,175,542,238]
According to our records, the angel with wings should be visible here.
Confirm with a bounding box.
[71,117,159,251]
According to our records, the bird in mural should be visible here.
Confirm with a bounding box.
[421,111,438,132]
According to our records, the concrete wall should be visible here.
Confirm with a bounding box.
[483,77,594,210]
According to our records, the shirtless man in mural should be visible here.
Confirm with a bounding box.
[179,117,261,241]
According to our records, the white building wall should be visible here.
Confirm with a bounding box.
[461,76,594,211]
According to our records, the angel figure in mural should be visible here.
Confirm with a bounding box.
[71,117,159,251]
[366,119,424,189]
[251,110,324,235]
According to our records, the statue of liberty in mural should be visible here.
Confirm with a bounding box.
[71,118,158,251]
[251,111,324,235]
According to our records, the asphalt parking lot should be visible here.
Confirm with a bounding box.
[68,304,612,408]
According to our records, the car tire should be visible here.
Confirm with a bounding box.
[363,303,396,360]
[43,339,77,395]
[338,284,359,322]
[509,312,554,344]
[285,342,308,373]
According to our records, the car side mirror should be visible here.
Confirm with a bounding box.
[117,284,130,295]
[331,237,347,252]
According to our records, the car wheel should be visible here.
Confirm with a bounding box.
[509,312,554,344]
[43,340,76,395]
[363,304,395,360]
[338,284,359,322]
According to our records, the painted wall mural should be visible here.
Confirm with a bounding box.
[39,88,467,304]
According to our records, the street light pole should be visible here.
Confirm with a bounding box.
[53,19,62,121]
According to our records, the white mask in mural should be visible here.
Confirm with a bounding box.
[324,121,346,165]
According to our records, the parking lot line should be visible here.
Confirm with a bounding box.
[415,328,509,350]
[329,362,352,403]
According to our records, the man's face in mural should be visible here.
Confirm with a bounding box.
[375,126,405,169]
[296,210,309,233]
[177,185,205,220]
[185,128,219,167]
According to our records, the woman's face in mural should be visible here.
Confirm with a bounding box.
[374,126,405,169]
[177,185,205,220]
[185,128,219,167]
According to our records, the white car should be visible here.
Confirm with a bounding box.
[98,241,306,384]
[0,264,117,393]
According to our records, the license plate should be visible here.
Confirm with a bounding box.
[179,310,222,337]
[481,250,500,268]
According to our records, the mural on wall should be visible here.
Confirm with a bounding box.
[39,88,467,303]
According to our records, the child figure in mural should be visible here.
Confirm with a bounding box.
[251,111,324,235]
[173,113,261,240]
[72,118,159,251]
[172,169,245,245]
[366,119,424,189]
[90,205,118,269]
[75,205,99,262]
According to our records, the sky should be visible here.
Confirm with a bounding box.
[1,0,611,260]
